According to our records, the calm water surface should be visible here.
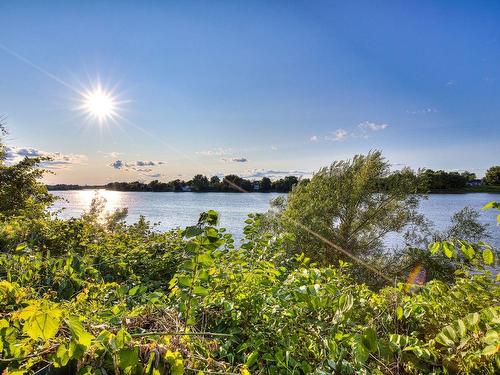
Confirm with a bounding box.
[51,191,499,247]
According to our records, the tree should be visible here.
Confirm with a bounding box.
[281,151,422,264]
[272,176,299,192]
[260,177,272,192]
[460,171,476,181]
[485,166,500,185]
[190,174,209,192]
[222,175,252,192]
[0,120,54,217]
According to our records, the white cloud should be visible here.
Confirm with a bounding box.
[243,169,311,179]
[310,135,318,142]
[270,145,278,151]
[358,122,389,131]
[5,146,87,169]
[109,160,166,175]
[222,157,248,163]
[196,148,232,156]
[405,108,437,115]
[325,129,348,141]
[99,151,122,158]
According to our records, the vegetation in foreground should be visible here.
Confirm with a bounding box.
[1,124,499,374]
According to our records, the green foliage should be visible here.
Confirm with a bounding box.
[280,151,423,264]
[1,207,499,374]
[0,137,498,374]
[485,166,500,186]
[422,169,476,191]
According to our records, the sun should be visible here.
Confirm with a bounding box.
[80,85,118,123]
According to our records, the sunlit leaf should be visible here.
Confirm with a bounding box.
[483,248,494,265]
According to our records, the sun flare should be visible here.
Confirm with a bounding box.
[80,85,118,123]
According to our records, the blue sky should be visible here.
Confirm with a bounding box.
[1,0,499,184]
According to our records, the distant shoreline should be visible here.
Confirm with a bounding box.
[47,187,500,194]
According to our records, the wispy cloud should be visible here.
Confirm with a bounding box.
[99,151,122,158]
[196,148,232,156]
[358,121,389,131]
[325,129,348,141]
[405,108,437,115]
[5,146,87,169]
[311,121,389,143]
[243,169,311,179]
[222,157,248,163]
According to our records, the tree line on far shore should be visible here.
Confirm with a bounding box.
[47,165,500,193]
[48,174,300,193]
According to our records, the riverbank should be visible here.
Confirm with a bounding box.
[429,186,500,194]
[49,186,500,194]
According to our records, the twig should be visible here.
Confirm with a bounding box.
[131,331,231,338]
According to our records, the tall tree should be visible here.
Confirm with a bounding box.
[485,166,500,185]
[190,174,209,192]
[0,120,54,217]
[281,151,423,264]
[260,177,272,192]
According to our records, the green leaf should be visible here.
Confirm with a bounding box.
[184,226,202,238]
[205,227,219,240]
[429,242,440,255]
[443,242,454,259]
[465,312,480,328]
[435,325,458,347]
[119,347,139,370]
[455,319,466,338]
[245,351,259,367]
[483,330,499,345]
[362,327,377,352]
[353,339,370,364]
[482,248,494,265]
[116,329,132,349]
[435,332,454,347]
[164,350,184,375]
[20,304,62,341]
[128,285,140,296]
[460,244,475,260]
[193,286,209,296]
[197,253,213,266]
[15,242,27,252]
[53,344,70,368]
[482,202,494,210]
[482,344,498,356]
[178,276,192,287]
[396,306,403,320]
[66,316,93,348]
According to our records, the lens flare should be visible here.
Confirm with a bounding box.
[405,264,427,292]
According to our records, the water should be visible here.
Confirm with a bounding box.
[51,190,500,248]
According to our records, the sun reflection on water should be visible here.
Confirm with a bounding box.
[75,189,123,215]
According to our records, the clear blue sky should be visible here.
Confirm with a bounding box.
[1,0,499,184]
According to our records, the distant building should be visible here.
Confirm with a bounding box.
[252,181,261,191]
[181,185,192,192]
[466,179,484,187]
